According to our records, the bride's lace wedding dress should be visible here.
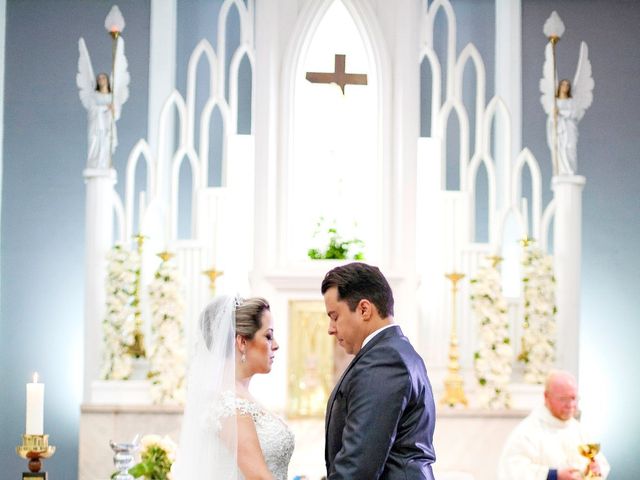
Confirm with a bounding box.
[211,391,295,480]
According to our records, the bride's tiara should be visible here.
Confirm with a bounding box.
[234,294,244,309]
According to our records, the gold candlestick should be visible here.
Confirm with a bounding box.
[16,434,56,479]
[488,255,503,268]
[550,35,560,176]
[105,4,124,169]
[157,251,174,263]
[519,236,534,248]
[127,233,147,358]
[517,236,534,362]
[440,272,468,407]
[203,267,224,295]
[133,233,147,248]
[108,32,118,169]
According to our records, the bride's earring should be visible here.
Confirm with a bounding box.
[241,352,246,363]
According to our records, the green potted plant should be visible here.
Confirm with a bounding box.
[307,217,365,260]
[126,434,176,480]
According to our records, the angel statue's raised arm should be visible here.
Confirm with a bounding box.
[540,41,594,175]
[77,36,130,169]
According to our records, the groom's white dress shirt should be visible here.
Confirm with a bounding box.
[361,323,397,349]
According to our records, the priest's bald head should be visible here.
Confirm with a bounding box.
[544,370,578,421]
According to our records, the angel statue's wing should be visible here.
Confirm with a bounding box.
[571,41,594,122]
[77,38,96,111]
[539,42,555,116]
[111,36,130,121]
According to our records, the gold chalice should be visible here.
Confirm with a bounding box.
[578,443,601,478]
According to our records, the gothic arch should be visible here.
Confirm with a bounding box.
[455,43,486,154]
[424,0,457,98]
[279,0,392,263]
[186,40,218,145]
[512,147,542,239]
[125,140,156,240]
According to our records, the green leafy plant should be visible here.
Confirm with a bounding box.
[128,435,175,480]
[307,218,365,260]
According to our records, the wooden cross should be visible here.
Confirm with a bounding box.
[305,54,368,94]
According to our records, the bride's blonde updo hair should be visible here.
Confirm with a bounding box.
[235,297,270,340]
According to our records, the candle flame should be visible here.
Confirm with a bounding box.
[32,372,39,383]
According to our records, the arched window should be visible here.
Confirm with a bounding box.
[288,0,381,262]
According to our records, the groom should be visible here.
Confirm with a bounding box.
[322,262,436,479]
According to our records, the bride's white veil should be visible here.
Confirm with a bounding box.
[173,294,239,479]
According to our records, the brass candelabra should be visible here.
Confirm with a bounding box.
[440,272,468,407]
[203,267,224,295]
[127,233,147,358]
[157,251,174,263]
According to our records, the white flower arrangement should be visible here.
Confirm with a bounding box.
[140,434,177,458]
[129,434,177,479]
[518,240,557,384]
[101,244,140,380]
[470,256,513,409]
[147,254,186,404]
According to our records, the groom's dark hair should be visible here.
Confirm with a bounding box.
[321,262,394,318]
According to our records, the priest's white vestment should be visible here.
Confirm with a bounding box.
[497,405,610,480]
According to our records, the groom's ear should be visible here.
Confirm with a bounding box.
[358,299,373,321]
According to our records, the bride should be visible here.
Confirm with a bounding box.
[173,295,294,480]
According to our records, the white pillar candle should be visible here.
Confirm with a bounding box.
[26,372,44,435]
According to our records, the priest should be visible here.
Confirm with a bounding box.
[497,370,610,480]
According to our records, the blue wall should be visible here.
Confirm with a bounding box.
[0,1,150,478]
[522,1,640,475]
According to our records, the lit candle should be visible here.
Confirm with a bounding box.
[26,372,44,435]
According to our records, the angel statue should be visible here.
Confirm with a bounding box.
[77,36,130,169]
[540,41,594,175]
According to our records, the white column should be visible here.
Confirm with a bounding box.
[552,175,585,378]
[253,0,285,273]
[417,138,447,371]
[495,0,522,208]
[227,135,254,287]
[251,0,297,412]
[83,168,117,401]
[148,0,177,203]
[375,0,420,342]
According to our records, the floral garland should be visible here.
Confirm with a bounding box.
[101,245,140,380]
[518,240,557,384]
[470,256,513,409]
[147,254,186,404]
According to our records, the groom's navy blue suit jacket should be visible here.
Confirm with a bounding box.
[325,325,436,479]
